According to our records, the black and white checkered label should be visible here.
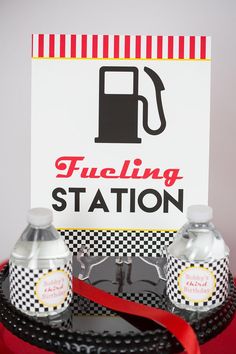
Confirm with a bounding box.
[9,260,72,314]
[59,229,176,257]
[166,255,229,308]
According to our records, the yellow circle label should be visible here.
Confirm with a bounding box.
[35,270,70,307]
[178,266,216,303]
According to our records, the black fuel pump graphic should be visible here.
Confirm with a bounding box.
[95,66,166,143]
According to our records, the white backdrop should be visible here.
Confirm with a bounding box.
[0,0,236,271]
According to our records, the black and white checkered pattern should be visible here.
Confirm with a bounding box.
[59,229,176,257]
[166,255,229,308]
[9,261,73,314]
[72,292,164,316]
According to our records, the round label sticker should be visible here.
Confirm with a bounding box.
[178,266,216,303]
[35,270,70,307]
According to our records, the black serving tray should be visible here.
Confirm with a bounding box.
[0,257,235,354]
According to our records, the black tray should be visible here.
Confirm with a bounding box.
[0,257,235,354]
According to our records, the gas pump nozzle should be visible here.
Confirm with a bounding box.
[140,67,166,135]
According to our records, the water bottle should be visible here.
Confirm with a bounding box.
[167,205,229,311]
[9,208,72,317]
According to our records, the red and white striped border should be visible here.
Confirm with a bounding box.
[32,34,211,60]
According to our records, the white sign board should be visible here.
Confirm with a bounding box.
[31,34,211,256]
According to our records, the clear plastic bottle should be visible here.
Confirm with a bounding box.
[9,208,72,317]
[167,205,229,311]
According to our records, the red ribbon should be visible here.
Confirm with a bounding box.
[73,277,201,354]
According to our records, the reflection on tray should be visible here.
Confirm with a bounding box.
[71,292,166,316]
[36,256,168,333]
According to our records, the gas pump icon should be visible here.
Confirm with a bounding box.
[95,66,166,143]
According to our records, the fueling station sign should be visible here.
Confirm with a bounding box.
[31,34,211,256]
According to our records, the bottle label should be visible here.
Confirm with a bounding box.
[167,255,229,308]
[9,260,72,314]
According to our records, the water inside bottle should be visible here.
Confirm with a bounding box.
[169,222,228,262]
[10,209,72,317]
